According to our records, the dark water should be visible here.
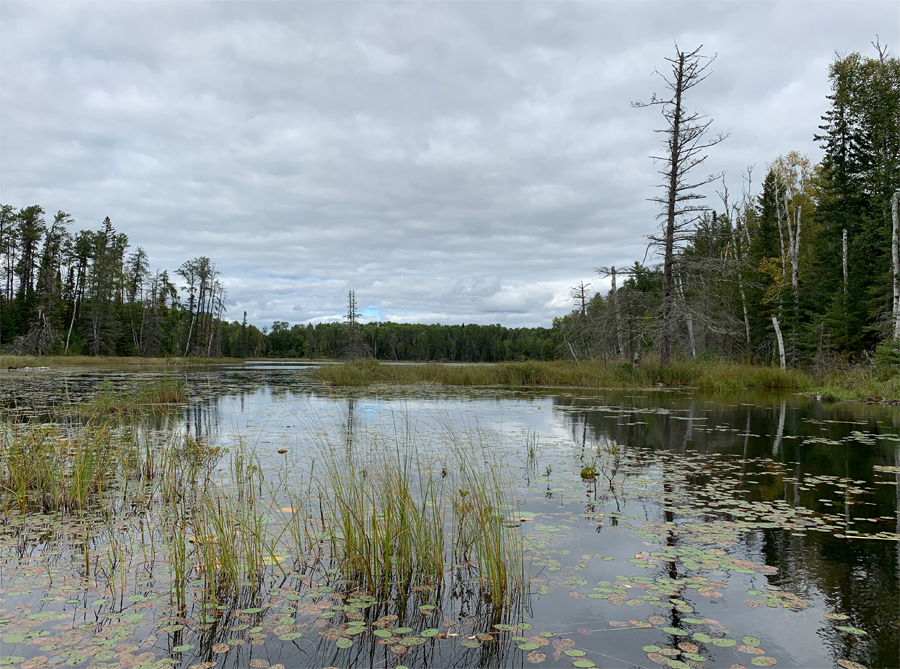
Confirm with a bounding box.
[0,363,898,669]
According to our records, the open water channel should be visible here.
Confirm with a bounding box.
[1,362,898,669]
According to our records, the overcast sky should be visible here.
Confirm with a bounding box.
[1,1,895,328]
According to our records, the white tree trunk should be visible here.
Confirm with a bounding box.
[772,315,786,371]
[676,273,696,358]
[775,180,787,283]
[731,221,751,346]
[842,228,849,300]
[791,204,801,292]
[611,266,626,359]
[892,191,900,340]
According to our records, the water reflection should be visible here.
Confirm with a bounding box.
[2,366,899,667]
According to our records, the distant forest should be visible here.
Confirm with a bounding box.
[1,48,897,366]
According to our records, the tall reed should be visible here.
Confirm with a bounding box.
[315,430,526,607]
[0,424,119,512]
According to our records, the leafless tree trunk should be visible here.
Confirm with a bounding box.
[772,315,786,371]
[633,44,727,365]
[842,228,849,301]
[892,191,900,339]
[675,272,696,358]
[611,267,626,359]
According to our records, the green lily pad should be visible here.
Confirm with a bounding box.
[693,632,711,643]
[836,627,867,636]
[643,645,662,652]
[373,630,392,638]
[742,636,761,647]
[663,627,689,636]
[171,644,194,652]
[421,629,439,637]
[278,632,303,641]
[712,638,737,647]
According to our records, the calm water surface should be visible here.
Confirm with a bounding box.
[1,362,898,669]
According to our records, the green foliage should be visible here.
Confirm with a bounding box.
[1,209,226,358]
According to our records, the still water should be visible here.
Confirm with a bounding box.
[1,362,898,669]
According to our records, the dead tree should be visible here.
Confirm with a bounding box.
[571,281,591,317]
[892,190,900,340]
[632,44,728,365]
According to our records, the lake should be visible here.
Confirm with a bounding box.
[1,362,898,669]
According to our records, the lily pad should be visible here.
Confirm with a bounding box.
[835,627,867,636]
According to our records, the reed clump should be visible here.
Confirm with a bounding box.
[73,377,187,419]
[0,422,220,513]
[317,440,525,607]
[313,358,809,391]
[0,424,120,512]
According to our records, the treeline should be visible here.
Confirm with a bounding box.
[0,209,226,357]
[222,318,552,362]
[556,48,900,368]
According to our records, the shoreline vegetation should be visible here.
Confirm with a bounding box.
[0,354,242,368]
[311,358,900,404]
[5,354,900,403]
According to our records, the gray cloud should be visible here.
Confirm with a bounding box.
[1,1,894,327]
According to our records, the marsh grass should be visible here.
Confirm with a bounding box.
[1,355,241,368]
[320,447,447,598]
[1,402,529,613]
[0,424,120,512]
[313,358,809,391]
[72,377,188,420]
[812,365,900,402]
[316,430,526,607]
[0,422,220,513]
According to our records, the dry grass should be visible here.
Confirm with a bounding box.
[1,355,242,368]
[313,358,809,392]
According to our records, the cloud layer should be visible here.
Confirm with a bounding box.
[1,1,893,327]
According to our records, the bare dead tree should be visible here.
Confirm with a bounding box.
[892,190,900,339]
[632,44,728,365]
[571,281,591,317]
